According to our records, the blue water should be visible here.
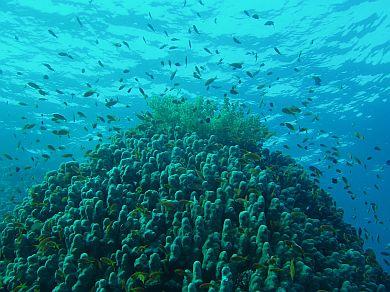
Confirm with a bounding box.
[0,0,389,272]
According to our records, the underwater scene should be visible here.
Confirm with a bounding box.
[0,0,389,291]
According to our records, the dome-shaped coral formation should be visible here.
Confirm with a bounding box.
[0,96,388,291]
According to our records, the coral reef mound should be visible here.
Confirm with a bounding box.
[0,96,389,291]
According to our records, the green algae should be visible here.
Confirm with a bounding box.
[144,95,271,150]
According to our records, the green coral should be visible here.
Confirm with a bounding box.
[143,95,270,150]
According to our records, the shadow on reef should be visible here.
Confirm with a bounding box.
[0,96,389,291]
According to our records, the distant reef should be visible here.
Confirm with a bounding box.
[0,96,388,291]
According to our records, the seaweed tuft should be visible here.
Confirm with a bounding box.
[143,95,270,150]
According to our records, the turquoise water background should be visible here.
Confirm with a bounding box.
[0,0,389,271]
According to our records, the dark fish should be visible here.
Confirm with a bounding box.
[42,153,50,160]
[205,77,217,86]
[230,62,243,69]
[264,20,274,26]
[284,122,295,131]
[77,111,86,118]
[282,106,301,115]
[38,89,47,96]
[43,63,55,71]
[195,66,201,75]
[53,113,67,121]
[147,23,155,32]
[252,14,259,19]
[274,47,281,55]
[98,60,104,67]
[48,29,58,38]
[244,10,250,17]
[123,41,129,49]
[313,76,321,85]
[83,90,96,97]
[23,124,36,130]
[193,25,200,34]
[139,87,147,98]
[159,44,168,49]
[47,145,56,151]
[386,160,390,166]
[331,178,338,184]
[188,40,192,49]
[3,154,13,160]
[230,86,238,95]
[170,70,177,81]
[27,82,40,90]
[309,165,323,176]
[76,16,83,27]
[105,97,118,108]
[233,37,241,44]
[204,47,212,54]
[145,72,154,79]
[52,128,70,136]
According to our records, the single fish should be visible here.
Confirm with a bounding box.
[27,82,41,90]
[76,16,83,27]
[193,25,200,34]
[233,37,241,44]
[105,98,119,108]
[48,29,58,38]
[204,47,212,54]
[53,113,67,121]
[313,76,321,85]
[83,90,96,97]
[170,70,177,81]
[284,122,295,131]
[43,63,55,71]
[147,23,155,32]
[123,41,129,49]
[230,62,243,69]
[23,123,36,130]
[205,77,217,87]
[274,47,281,55]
